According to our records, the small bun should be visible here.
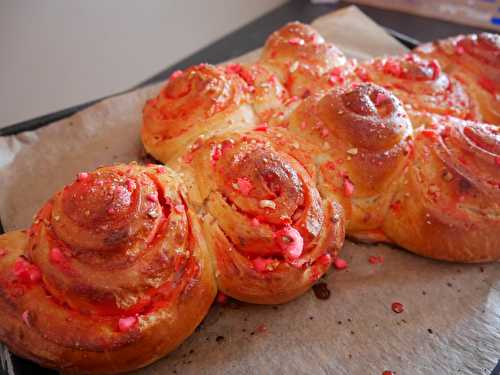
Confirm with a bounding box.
[184,130,344,304]
[384,113,500,262]
[260,21,347,98]
[0,164,216,374]
[356,54,480,121]
[416,33,500,124]
[142,64,256,163]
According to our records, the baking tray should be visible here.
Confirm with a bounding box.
[3,0,493,374]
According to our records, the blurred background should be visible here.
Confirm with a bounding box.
[1,0,497,129]
[0,0,286,127]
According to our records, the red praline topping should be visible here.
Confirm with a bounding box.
[236,177,253,195]
[391,302,404,313]
[288,37,304,46]
[225,63,254,86]
[479,76,497,95]
[239,68,254,87]
[390,201,401,214]
[368,255,384,264]
[170,70,183,80]
[256,324,267,333]
[317,253,332,266]
[285,96,300,106]
[252,257,274,273]
[274,226,304,259]
[343,177,354,197]
[375,92,389,105]
[329,73,345,86]
[356,67,369,82]
[225,63,242,75]
[183,153,194,164]
[254,122,269,132]
[49,247,65,264]
[126,179,137,192]
[13,258,41,283]
[383,59,402,77]
[146,193,158,202]
[421,130,437,140]
[22,310,31,327]
[331,66,343,76]
[211,145,222,163]
[429,59,441,80]
[216,291,228,305]
[324,161,336,170]
[118,316,138,332]
[333,257,348,270]
[77,172,89,182]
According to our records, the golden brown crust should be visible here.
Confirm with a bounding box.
[0,164,216,374]
[415,33,500,124]
[142,63,297,167]
[260,21,347,98]
[142,64,257,164]
[355,54,481,121]
[182,130,344,304]
[287,83,413,239]
[383,113,500,262]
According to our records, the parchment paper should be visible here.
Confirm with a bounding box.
[0,6,498,375]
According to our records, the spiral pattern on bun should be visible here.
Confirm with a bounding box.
[183,130,344,304]
[416,33,500,124]
[287,83,413,241]
[355,54,480,121]
[0,163,216,374]
[384,113,500,262]
[142,64,257,164]
[260,21,347,98]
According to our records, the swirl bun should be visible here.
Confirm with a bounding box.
[260,21,347,98]
[0,164,216,374]
[416,33,500,124]
[384,113,500,262]
[183,130,345,304]
[142,64,257,164]
[287,83,413,240]
[355,54,480,121]
[224,62,289,123]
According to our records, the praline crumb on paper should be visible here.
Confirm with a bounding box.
[391,302,404,314]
